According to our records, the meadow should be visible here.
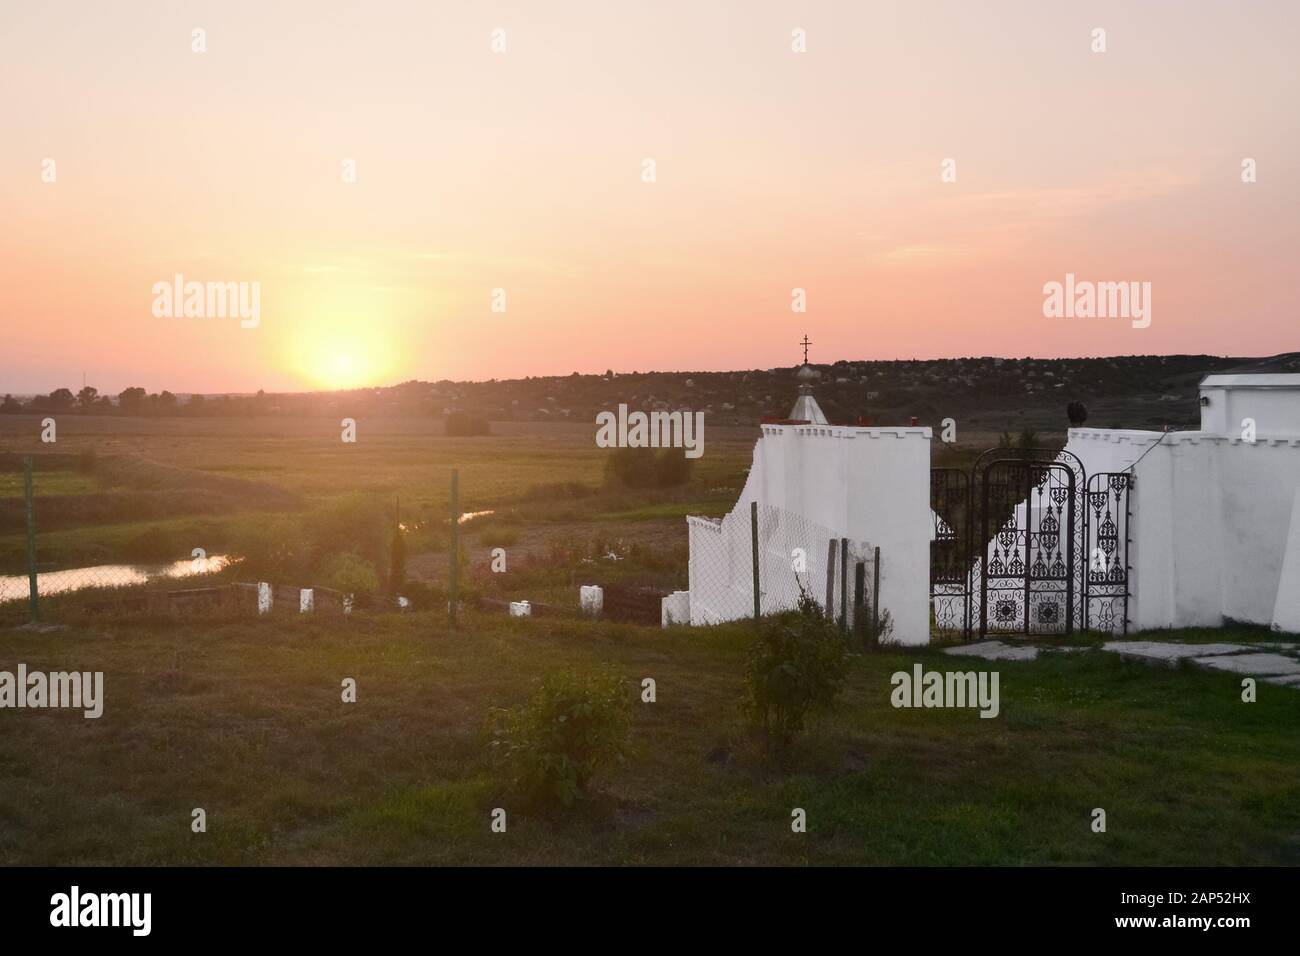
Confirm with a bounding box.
[1,611,1297,866]
[0,414,759,588]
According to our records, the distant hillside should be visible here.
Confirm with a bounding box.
[379,352,1300,435]
[8,353,1298,435]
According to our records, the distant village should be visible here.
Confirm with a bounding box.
[6,353,1297,434]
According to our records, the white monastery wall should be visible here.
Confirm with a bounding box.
[688,423,933,644]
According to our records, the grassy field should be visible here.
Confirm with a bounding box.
[0,415,757,581]
[1,612,1296,866]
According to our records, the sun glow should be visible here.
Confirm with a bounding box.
[292,331,398,390]
[282,282,405,390]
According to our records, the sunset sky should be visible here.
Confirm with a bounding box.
[2,0,1297,395]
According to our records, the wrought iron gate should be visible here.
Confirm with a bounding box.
[979,459,1075,636]
[929,450,1133,639]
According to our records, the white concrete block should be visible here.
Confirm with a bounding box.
[257,582,272,615]
[661,590,690,628]
[299,588,313,613]
[579,584,603,616]
[344,594,354,614]
[509,600,531,617]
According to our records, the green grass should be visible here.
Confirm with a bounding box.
[1,613,1296,866]
[0,471,99,496]
[0,417,753,568]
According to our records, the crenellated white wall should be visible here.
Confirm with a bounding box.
[1064,427,1300,634]
[687,423,933,644]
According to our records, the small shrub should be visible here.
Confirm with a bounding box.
[319,551,380,597]
[743,592,850,755]
[308,494,388,587]
[487,669,632,807]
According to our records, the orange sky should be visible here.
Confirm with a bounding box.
[2,0,1297,394]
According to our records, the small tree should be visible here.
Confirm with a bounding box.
[487,669,632,808]
[320,551,380,598]
[743,592,850,755]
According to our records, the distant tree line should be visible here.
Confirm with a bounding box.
[0,386,435,418]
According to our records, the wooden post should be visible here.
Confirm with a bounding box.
[750,501,760,621]
[449,470,459,628]
[23,457,38,624]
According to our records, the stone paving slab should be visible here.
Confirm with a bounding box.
[1193,653,1300,676]
[1101,641,1252,664]
[942,640,1039,661]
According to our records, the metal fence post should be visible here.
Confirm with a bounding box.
[824,539,837,618]
[750,501,760,621]
[23,457,38,624]
[839,538,848,635]
[871,546,881,645]
[449,469,459,627]
[854,560,866,636]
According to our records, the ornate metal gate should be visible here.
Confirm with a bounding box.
[978,459,1075,636]
[1083,472,1132,634]
[929,450,1132,639]
[930,468,972,637]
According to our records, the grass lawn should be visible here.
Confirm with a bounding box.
[2,613,1296,866]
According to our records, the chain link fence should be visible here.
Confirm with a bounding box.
[687,501,880,639]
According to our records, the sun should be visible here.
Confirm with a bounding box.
[294,333,395,390]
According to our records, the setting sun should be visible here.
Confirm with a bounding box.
[294,333,396,390]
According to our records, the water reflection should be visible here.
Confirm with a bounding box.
[0,555,231,603]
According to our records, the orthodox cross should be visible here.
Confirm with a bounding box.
[800,334,811,364]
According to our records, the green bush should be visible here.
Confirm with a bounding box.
[307,494,389,587]
[319,551,380,597]
[603,446,694,489]
[487,669,632,807]
[743,593,850,754]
